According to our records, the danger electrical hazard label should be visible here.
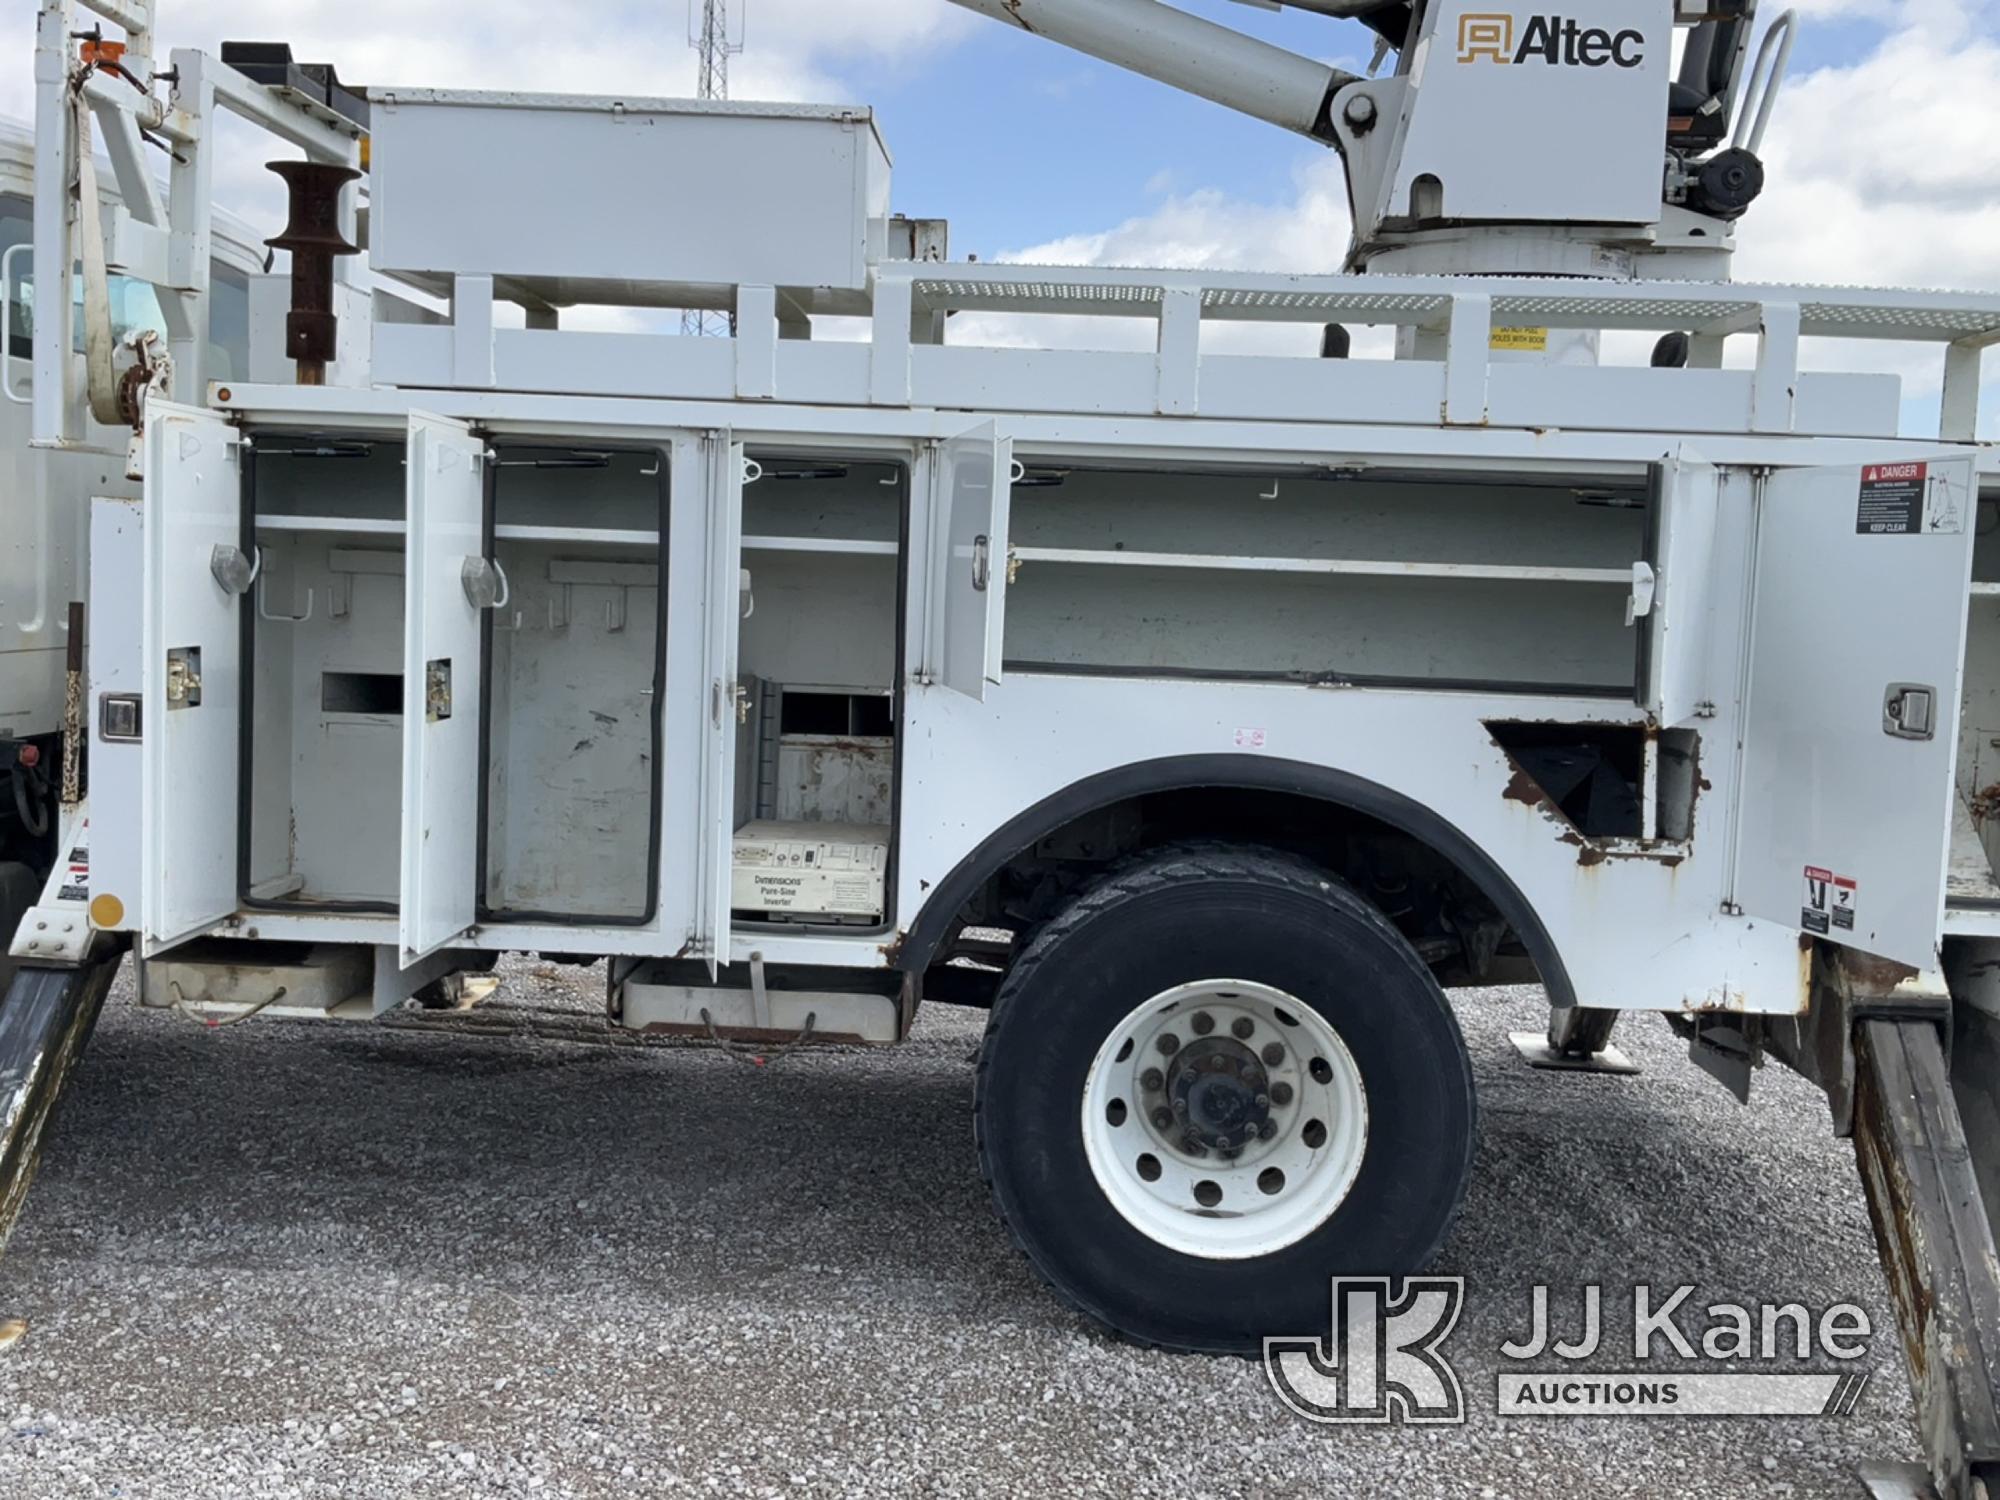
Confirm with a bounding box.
[1856,462,1963,536]
[1802,865,1857,935]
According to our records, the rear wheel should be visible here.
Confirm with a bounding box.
[974,846,1476,1352]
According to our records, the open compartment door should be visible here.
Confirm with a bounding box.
[399,412,490,966]
[935,421,1014,701]
[1643,447,1723,726]
[1734,453,1977,969]
[694,437,747,978]
[141,404,246,955]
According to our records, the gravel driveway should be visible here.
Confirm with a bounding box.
[0,959,1919,1497]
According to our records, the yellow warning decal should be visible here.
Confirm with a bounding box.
[1489,326,1550,352]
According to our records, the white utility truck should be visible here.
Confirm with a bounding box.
[7,2,2000,1494]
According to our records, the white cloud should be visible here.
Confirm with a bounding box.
[0,0,971,227]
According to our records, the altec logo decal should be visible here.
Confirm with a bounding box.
[1457,13,1646,67]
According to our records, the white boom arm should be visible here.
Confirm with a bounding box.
[948,0,1353,140]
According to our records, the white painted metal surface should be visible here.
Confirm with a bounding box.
[139,402,241,955]
[1381,0,1669,232]
[1732,454,1977,969]
[695,438,747,976]
[935,421,1011,701]
[368,93,891,299]
[1650,448,1723,726]
[86,496,142,931]
[398,412,487,965]
[7,803,94,963]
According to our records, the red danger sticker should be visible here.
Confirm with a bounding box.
[1857,461,1965,535]
[1857,463,1927,535]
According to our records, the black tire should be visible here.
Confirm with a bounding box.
[974,846,1476,1353]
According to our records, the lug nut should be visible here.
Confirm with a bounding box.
[1231,1017,1254,1040]
[1262,1042,1285,1067]
[1271,1082,1294,1106]
[1152,1107,1173,1130]
[1191,1011,1215,1035]
[1257,1120,1277,1141]
[1157,1032,1181,1056]
[1140,1067,1164,1092]
[1172,1097,1189,1117]
[1254,1093,1270,1109]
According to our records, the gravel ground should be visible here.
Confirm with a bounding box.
[0,957,1919,1498]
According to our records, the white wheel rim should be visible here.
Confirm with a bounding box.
[1080,979,1369,1260]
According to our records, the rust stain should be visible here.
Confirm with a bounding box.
[1681,985,1749,1013]
[880,929,908,968]
[1970,782,2000,825]
[1002,0,1037,30]
[1840,950,1922,995]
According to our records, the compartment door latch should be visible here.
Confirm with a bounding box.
[1883,683,1936,741]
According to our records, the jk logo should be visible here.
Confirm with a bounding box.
[1265,1277,1467,1425]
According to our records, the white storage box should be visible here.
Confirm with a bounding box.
[732,820,889,921]
[368,91,892,296]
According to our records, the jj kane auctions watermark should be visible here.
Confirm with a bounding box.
[1265,1279,1875,1423]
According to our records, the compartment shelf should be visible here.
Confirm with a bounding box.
[495,524,656,546]
[257,515,405,537]
[256,516,664,547]
[1009,546,1632,586]
[256,521,892,555]
[743,535,899,557]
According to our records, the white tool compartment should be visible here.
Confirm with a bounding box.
[368,92,893,296]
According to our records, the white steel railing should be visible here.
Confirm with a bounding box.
[867,262,2000,439]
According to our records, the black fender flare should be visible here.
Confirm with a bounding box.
[896,753,1576,1010]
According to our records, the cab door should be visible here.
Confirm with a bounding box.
[1733,453,1977,969]
[399,412,490,966]
[933,421,1014,700]
[141,403,246,954]
[693,435,747,977]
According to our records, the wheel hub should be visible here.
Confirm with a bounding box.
[1166,1039,1270,1151]
[1082,979,1371,1260]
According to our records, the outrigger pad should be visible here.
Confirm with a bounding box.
[1853,1018,2000,1500]
[1507,1031,1641,1076]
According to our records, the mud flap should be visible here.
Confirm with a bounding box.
[1853,1014,2000,1500]
[0,954,123,1259]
